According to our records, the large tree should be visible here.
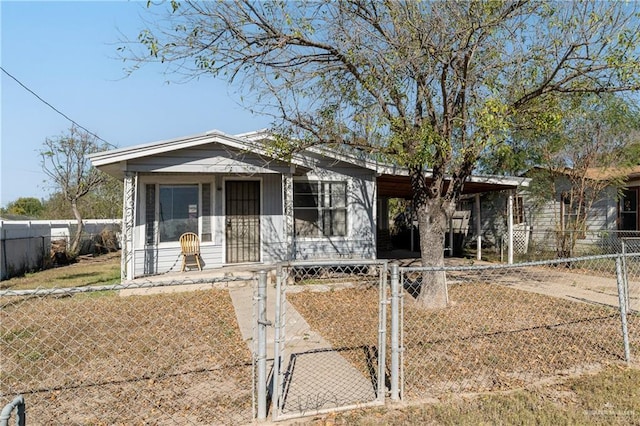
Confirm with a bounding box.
[40,126,111,255]
[124,0,640,307]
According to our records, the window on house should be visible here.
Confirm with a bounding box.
[503,196,524,225]
[145,184,156,244]
[560,192,586,238]
[619,188,638,231]
[294,181,347,237]
[145,183,213,243]
[514,196,525,225]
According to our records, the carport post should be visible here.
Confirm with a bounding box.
[256,270,269,420]
[390,263,401,402]
[475,194,482,261]
[507,191,514,264]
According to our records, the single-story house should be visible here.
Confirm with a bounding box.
[90,129,529,279]
[465,165,640,257]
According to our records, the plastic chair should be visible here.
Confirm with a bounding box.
[179,232,202,272]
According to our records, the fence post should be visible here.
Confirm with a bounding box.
[390,263,400,402]
[271,264,283,420]
[621,239,630,313]
[615,257,631,364]
[256,270,269,421]
[0,395,25,426]
[377,262,387,403]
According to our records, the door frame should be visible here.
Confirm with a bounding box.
[223,177,263,264]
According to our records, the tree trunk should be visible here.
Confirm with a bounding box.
[415,197,454,309]
[69,199,84,256]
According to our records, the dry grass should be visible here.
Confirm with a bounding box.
[289,281,639,425]
[289,282,639,399]
[302,364,640,425]
[2,259,638,424]
[0,252,121,291]
[1,288,252,425]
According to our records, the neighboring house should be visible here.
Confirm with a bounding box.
[90,129,528,279]
[468,166,640,257]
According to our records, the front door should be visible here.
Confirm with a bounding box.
[225,180,261,263]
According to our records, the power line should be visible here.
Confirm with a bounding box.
[1,66,116,148]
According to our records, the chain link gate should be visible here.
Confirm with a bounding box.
[270,260,389,421]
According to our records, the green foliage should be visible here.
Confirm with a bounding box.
[125,1,640,186]
[520,94,639,256]
[3,197,45,218]
[40,177,122,220]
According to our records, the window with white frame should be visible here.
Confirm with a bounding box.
[294,181,347,237]
[145,183,213,243]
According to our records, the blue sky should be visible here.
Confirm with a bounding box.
[1,1,270,208]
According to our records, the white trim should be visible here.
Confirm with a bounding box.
[140,178,216,249]
[292,177,349,240]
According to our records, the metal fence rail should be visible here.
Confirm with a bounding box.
[500,229,640,261]
[0,276,257,425]
[395,253,639,401]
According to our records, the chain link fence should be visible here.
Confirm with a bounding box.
[503,229,640,261]
[2,253,638,423]
[397,253,639,401]
[1,277,256,425]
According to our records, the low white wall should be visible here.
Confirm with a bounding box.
[0,219,121,281]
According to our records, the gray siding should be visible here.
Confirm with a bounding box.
[261,174,287,263]
[293,169,377,261]
[469,182,623,256]
[133,244,224,276]
[127,144,290,175]
[127,145,379,277]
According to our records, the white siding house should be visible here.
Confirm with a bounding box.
[90,129,529,279]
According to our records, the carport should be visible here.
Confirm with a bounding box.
[376,171,530,263]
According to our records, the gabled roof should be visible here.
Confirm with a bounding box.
[90,129,278,171]
[90,128,529,194]
[239,130,530,192]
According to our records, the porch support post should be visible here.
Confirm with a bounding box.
[475,193,482,261]
[283,171,294,261]
[508,191,514,265]
[122,171,137,281]
[448,216,454,257]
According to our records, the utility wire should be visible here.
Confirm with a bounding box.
[1,66,116,148]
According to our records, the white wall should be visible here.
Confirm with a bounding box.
[0,219,121,281]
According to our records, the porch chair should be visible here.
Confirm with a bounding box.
[179,232,203,272]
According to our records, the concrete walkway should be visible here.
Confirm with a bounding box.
[228,283,378,418]
[446,265,639,311]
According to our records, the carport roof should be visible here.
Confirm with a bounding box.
[376,172,529,199]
